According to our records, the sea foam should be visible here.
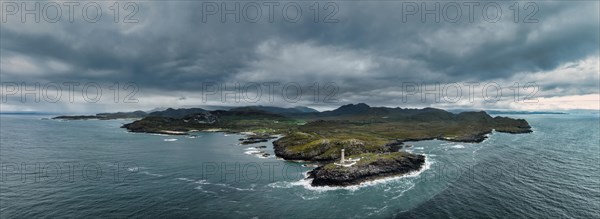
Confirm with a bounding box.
[269,155,433,192]
[450,144,465,149]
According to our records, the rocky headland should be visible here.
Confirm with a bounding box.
[308,152,425,187]
[54,103,532,187]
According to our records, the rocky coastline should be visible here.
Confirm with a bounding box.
[54,104,533,187]
[307,152,425,187]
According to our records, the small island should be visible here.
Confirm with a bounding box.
[54,103,532,187]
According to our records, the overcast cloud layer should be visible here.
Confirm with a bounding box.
[1,1,598,113]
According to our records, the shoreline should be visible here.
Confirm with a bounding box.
[269,155,433,191]
[58,108,533,189]
[124,128,431,188]
[307,152,426,187]
[118,127,517,188]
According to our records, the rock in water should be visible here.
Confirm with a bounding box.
[308,152,425,187]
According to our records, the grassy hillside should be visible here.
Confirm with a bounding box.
[120,104,531,161]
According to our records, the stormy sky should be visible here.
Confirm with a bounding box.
[1,1,598,113]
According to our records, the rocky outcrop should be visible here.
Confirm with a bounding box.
[239,134,277,145]
[308,152,425,187]
[492,116,532,133]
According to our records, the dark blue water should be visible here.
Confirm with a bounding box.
[1,114,598,218]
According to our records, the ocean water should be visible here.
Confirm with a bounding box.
[0,114,598,218]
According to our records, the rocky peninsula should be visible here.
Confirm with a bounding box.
[54,103,532,187]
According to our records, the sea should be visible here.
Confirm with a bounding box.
[0,113,598,218]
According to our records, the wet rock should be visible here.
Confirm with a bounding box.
[308,152,425,187]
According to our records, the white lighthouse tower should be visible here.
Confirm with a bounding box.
[335,148,358,167]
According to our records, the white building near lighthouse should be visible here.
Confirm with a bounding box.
[335,148,360,167]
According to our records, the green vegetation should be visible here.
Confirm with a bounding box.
[118,104,531,161]
[273,113,530,161]
[321,152,415,170]
[122,110,298,135]
[58,104,533,187]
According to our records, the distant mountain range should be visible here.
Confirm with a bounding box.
[50,103,585,120]
[7,104,596,117]
[53,110,147,120]
[52,105,321,120]
[447,109,567,115]
[148,108,207,118]
[230,106,319,115]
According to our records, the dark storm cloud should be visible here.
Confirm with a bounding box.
[1,1,598,111]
